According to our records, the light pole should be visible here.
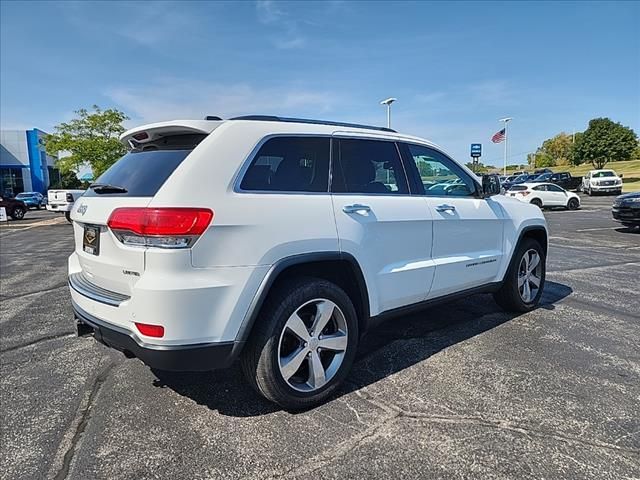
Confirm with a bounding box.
[499,117,512,176]
[380,97,396,129]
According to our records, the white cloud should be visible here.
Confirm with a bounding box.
[105,79,341,125]
[255,0,306,49]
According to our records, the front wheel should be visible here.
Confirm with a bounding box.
[241,277,358,410]
[10,207,25,220]
[567,198,579,210]
[493,238,546,312]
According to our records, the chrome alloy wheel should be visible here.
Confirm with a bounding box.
[518,249,542,303]
[277,298,348,392]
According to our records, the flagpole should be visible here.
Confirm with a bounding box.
[499,117,512,176]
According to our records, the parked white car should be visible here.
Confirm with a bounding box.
[69,115,548,408]
[507,183,580,210]
[47,189,86,222]
[581,169,622,196]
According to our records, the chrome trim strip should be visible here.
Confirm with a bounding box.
[69,272,130,307]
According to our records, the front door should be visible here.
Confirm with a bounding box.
[399,143,505,299]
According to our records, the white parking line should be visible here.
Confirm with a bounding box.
[575,226,623,232]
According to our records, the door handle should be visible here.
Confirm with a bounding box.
[343,204,371,214]
[435,204,456,212]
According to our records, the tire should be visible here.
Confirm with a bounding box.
[241,277,359,410]
[587,187,593,196]
[530,198,543,208]
[64,211,72,223]
[10,207,25,220]
[567,198,579,210]
[493,237,546,313]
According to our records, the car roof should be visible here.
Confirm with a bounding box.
[120,116,441,150]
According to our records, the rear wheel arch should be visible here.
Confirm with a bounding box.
[238,253,370,347]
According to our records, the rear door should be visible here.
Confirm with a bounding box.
[545,183,569,206]
[330,136,435,314]
[399,143,504,299]
[71,143,200,296]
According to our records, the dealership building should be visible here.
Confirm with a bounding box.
[0,128,59,196]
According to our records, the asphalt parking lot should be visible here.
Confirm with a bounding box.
[1,195,638,480]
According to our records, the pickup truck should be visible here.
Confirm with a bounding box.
[47,189,86,222]
[548,172,582,191]
[581,170,623,196]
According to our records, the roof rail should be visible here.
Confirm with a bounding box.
[228,115,397,133]
[204,115,222,121]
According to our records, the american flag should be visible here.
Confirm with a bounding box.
[491,128,506,143]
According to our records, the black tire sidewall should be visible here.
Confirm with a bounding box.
[505,239,546,310]
[12,208,25,219]
[246,278,359,409]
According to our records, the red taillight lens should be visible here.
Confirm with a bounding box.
[135,322,164,338]
[107,207,213,248]
[521,191,531,196]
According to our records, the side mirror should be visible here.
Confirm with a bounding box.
[620,173,624,178]
[481,174,501,197]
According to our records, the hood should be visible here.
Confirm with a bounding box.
[616,191,640,201]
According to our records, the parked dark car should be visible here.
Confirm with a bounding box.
[612,192,640,228]
[534,168,554,175]
[15,191,46,209]
[503,174,538,191]
[0,195,28,220]
[531,173,553,183]
[549,172,582,191]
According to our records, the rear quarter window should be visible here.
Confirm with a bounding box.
[239,136,330,192]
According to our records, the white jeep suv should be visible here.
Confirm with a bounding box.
[69,115,548,409]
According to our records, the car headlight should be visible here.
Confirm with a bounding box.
[626,197,640,203]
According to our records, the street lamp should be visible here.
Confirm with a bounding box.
[498,117,512,176]
[380,97,397,129]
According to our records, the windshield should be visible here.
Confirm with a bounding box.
[535,173,551,180]
[593,171,615,178]
[515,175,529,182]
[16,193,35,198]
[84,150,192,197]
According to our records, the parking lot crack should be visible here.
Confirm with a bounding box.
[50,362,115,480]
[0,282,68,301]
[0,332,75,354]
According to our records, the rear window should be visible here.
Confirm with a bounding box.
[593,171,615,178]
[84,150,191,197]
[509,185,528,191]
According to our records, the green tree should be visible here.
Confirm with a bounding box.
[528,151,555,168]
[574,118,638,169]
[540,133,574,165]
[465,161,489,173]
[49,170,82,189]
[45,105,129,178]
[416,159,434,177]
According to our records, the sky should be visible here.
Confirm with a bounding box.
[1,0,639,167]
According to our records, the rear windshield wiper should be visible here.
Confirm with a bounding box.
[89,183,128,194]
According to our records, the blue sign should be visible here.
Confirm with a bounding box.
[470,143,482,158]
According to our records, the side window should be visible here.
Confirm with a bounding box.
[547,184,564,192]
[331,138,408,194]
[240,136,330,192]
[533,185,546,191]
[403,144,475,197]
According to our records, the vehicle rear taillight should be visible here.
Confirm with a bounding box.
[66,193,74,202]
[135,322,164,338]
[107,207,213,248]
[517,191,530,196]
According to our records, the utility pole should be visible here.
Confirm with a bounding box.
[499,117,512,176]
[380,98,397,129]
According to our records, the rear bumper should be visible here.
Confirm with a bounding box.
[73,301,237,371]
[47,204,73,212]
